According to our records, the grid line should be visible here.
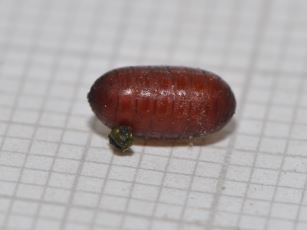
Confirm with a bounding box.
[236,0,288,226]
[88,1,134,229]
[0,0,53,228]
[27,2,82,229]
[1,0,307,230]
[117,1,159,228]
[262,0,307,229]
[206,0,272,228]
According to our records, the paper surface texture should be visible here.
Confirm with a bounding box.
[0,0,307,230]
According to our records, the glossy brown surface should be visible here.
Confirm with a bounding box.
[88,66,236,139]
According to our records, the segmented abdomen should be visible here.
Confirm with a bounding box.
[88,66,236,139]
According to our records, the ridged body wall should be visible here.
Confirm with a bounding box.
[88,66,236,139]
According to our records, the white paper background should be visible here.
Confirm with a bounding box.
[0,0,307,230]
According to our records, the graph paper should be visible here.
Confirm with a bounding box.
[0,0,307,229]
